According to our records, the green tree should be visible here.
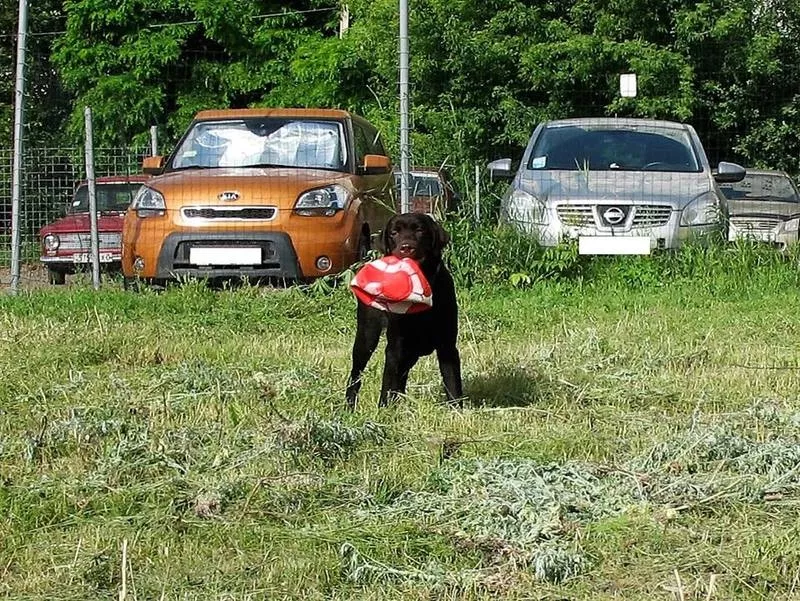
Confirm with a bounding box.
[52,0,344,147]
[39,0,800,177]
[0,0,69,145]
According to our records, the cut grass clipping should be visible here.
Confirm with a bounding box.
[341,400,800,589]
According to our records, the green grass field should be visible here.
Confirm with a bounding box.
[3,242,800,600]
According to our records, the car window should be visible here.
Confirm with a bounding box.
[171,118,347,171]
[719,174,800,202]
[353,123,372,165]
[528,124,701,172]
[363,123,387,156]
[410,174,443,197]
[70,183,142,213]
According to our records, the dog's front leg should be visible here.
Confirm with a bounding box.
[436,345,463,407]
[346,306,383,410]
[379,344,419,407]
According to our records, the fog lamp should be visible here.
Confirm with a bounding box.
[315,256,332,272]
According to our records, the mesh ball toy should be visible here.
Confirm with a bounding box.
[351,256,433,314]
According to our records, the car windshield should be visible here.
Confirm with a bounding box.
[719,174,800,203]
[528,123,701,172]
[412,175,443,196]
[396,173,444,196]
[69,183,141,213]
[170,118,347,171]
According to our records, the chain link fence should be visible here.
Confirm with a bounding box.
[0,146,147,288]
[4,2,800,291]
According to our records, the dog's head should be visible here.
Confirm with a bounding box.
[381,212,450,265]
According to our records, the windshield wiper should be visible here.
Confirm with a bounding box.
[169,165,213,172]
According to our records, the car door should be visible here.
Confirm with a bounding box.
[353,120,394,239]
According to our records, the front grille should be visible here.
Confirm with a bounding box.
[632,206,672,227]
[730,216,781,231]
[556,204,594,227]
[182,206,277,221]
[59,232,121,250]
[556,204,673,228]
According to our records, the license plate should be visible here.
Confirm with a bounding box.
[189,247,261,265]
[579,236,651,255]
[73,252,115,263]
[732,231,774,243]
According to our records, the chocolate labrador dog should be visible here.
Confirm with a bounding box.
[346,213,463,409]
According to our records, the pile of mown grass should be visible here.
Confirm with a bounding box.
[339,400,800,590]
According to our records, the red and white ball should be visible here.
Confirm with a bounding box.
[351,256,433,314]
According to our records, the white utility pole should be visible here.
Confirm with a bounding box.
[399,0,410,213]
[9,0,29,294]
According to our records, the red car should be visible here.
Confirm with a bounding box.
[39,175,149,284]
[393,167,460,218]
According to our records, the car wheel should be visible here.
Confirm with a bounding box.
[123,276,140,292]
[358,232,371,261]
[48,268,66,285]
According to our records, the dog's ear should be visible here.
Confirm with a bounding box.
[380,215,397,255]
[429,216,450,254]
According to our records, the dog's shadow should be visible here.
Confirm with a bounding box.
[464,366,544,409]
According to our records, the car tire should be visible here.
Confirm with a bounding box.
[124,276,168,293]
[123,276,142,292]
[48,268,66,285]
[358,232,371,261]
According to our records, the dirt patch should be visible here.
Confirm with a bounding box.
[0,263,122,292]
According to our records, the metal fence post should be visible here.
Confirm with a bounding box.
[399,0,410,214]
[84,107,100,290]
[474,164,481,222]
[10,0,29,294]
[150,125,158,156]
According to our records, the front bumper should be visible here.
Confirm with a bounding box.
[728,224,797,250]
[149,231,303,280]
[504,207,721,252]
[40,252,122,269]
[123,208,362,280]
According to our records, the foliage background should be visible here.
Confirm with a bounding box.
[2,0,800,177]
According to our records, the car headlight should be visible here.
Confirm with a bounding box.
[680,192,721,227]
[131,186,166,217]
[506,189,548,225]
[43,233,60,251]
[294,185,349,217]
[783,218,800,233]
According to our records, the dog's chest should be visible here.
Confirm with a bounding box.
[387,311,439,355]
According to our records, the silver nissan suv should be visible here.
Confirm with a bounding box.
[488,117,746,254]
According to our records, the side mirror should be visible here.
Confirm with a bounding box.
[143,155,165,176]
[360,154,392,175]
[488,158,514,180]
[714,161,746,184]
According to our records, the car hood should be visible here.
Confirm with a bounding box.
[39,213,124,235]
[517,170,712,207]
[728,200,800,220]
[148,167,356,209]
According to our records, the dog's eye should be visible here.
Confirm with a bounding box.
[390,230,398,236]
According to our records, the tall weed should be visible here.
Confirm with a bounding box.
[442,217,800,293]
[443,217,589,286]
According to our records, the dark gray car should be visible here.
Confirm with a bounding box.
[488,118,746,254]
[720,169,800,249]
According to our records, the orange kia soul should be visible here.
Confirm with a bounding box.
[122,108,396,285]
